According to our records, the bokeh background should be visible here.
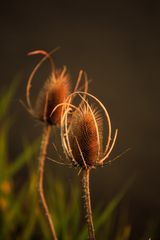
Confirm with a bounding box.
[0,1,160,239]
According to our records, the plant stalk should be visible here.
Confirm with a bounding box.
[38,124,57,240]
[82,168,96,240]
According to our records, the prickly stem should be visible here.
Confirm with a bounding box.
[38,124,58,240]
[82,168,96,240]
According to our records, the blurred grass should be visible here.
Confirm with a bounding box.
[0,80,159,240]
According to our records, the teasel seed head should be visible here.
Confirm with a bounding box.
[25,49,70,126]
[60,91,118,169]
[35,67,70,125]
[24,49,89,126]
[68,102,102,167]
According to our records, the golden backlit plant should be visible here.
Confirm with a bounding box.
[51,91,118,239]
[24,49,88,240]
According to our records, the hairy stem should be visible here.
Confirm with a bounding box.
[38,124,57,240]
[82,168,96,240]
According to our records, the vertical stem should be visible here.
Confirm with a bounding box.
[82,168,96,240]
[38,124,58,240]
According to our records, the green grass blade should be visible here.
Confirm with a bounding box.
[37,209,51,240]
[69,186,81,238]
[2,185,27,238]
[95,176,135,231]
[0,76,19,120]
[0,138,40,181]
[22,167,38,240]
[0,120,12,169]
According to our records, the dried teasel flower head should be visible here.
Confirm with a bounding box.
[25,49,88,126]
[35,66,70,125]
[25,49,70,125]
[59,92,118,169]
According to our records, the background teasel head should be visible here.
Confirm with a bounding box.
[35,67,70,125]
[25,49,70,126]
[60,92,118,169]
[25,49,88,126]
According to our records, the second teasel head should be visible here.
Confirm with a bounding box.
[68,102,103,167]
[35,67,70,125]
[61,92,118,169]
[25,50,70,126]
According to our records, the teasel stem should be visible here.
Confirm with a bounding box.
[38,124,58,240]
[82,168,96,240]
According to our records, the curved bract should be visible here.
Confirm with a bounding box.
[60,91,118,169]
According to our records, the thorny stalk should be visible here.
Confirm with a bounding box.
[38,124,57,240]
[60,92,118,239]
[82,169,96,240]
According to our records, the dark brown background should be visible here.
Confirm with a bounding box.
[0,1,160,239]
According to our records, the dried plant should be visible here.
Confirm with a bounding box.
[25,49,70,125]
[54,91,118,239]
[24,49,88,240]
[25,49,69,240]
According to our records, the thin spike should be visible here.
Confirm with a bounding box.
[98,148,131,167]
[47,157,71,166]
[99,128,118,164]
[74,70,84,92]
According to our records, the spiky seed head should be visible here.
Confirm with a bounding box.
[68,103,102,168]
[61,91,118,169]
[35,68,70,125]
